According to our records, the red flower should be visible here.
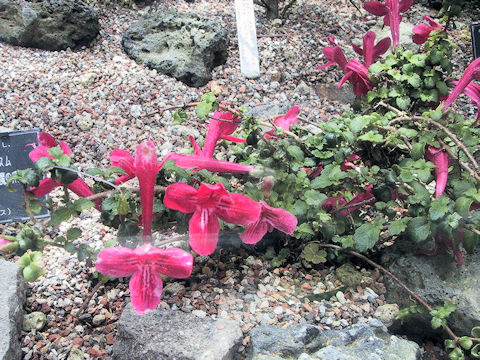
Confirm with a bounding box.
[443,56,480,113]
[164,182,261,255]
[425,146,449,199]
[364,0,413,48]
[0,236,16,253]
[96,244,193,314]
[264,105,301,140]
[352,31,391,67]
[28,132,95,200]
[160,153,254,173]
[110,149,136,185]
[412,16,444,45]
[239,201,297,244]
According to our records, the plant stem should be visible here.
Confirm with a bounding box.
[49,165,122,192]
[76,281,103,318]
[85,185,165,202]
[332,198,376,214]
[316,243,459,342]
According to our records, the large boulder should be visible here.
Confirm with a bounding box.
[381,249,480,338]
[248,320,421,360]
[0,0,99,51]
[113,304,243,360]
[0,259,26,360]
[122,8,229,88]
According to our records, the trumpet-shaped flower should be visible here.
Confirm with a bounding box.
[352,31,391,68]
[412,16,444,45]
[164,182,261,255]
[239,201,297,244]
[443,57,480,113]
[364,0,413,47]
[201,108,245,158]
[160,153,255,173]
[110,149,136,184]
[425,146,449,199]
[264,105,301,140]
[96,244,193,315]
[28,132,95,199]
[447,80,480,119]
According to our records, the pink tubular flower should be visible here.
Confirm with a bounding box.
[110,149,136,185]
[446,80,480,119]
[443,57,480,113]
[352,31,391,68]
[160,153,254,173]
[239,201,297,244]
[201,108,245,158]
[134,142,163,241]
[95,243,193,315]
[264,105,301,140]
[364,0,413,48]
[28,132,95,200]
[412,16,444,45]
[425,146,449,199]
[164,182,261,256]
[0,236,16,253]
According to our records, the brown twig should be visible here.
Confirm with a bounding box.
[145,102,199,118]
[332,198,376,214]
[316,243,459,341]
[76,281,103,318]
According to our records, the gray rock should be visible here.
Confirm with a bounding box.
[75,113,93,131]
[122,8,229,88]
[335,263,363,287]
[371,22,416,52]
[67,348,85,360]
[382,249,480,337]
[0,259,26,360]
[374,304,400,328]
[23,311,47,331]
[248,320,420,360]
[113,304,242,360]
[315,83,355,106]
[0,0,99,51]
[246,103,293,121]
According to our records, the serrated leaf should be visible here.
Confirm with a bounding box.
[287,145,304,161]
[195,102,212,119]
[64,242,76,254]
[86,168,105,176]
[67,228,82,241]
[407,74,422,88]
[201,92,216,103]
[305,190,327,207]
[411,142,426,160]
[358,131,384,143]
[73,198,94,212]
[311,164,348,189]
[396,96,411,110]
[388,218,410,236]
[406,216,431,243]
[349,116,370,133]
[448,347,464,360]
[47,146,65,158]
[455,197,474,218]
[431,316,443,329]
[353,222,382,252]
[23,263,45,282]
[49,207,73,226]
[55,236,66,243]
[459,336,473,350]
[35,157,54,170]
[429,196,450,221]
[18,253,32,268]
[173,109,188,124]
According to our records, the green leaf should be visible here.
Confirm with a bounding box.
[410,54,426,67]
[358,131,384,143]
[173,109,188,125]
[47,146,65,158]
[64,242,76,254]
[66,228,82,241]
[287,145,304,162]
[73,198,94,212]
[388,218,410,236]
[23,263,45,282]
[349,116,370,133]
[305,190,327,207]
[431,316,443,329]
[35,157,54,170]
[455,197,474,218]
[448,347,464,360]
[86,168,105,176]
[49,207,73,226]
[407,74,422,88]
[311,164,348,189]
[406,216,431,243]
[429,196,451,221]
[77,244,91,262]
[471,344,480,358]
[201,92,216,104]
[369,62,385,73]
[445,339,456,350]
[301,243,327,264]
[195,102,212,119]
[471,326,480,338]
[411,142,426,161]
[396,96,411,111]
[459,336,473,350]
[353,222,382,252]
[18,253,32,268]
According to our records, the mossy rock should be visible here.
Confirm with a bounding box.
[335,263,363,287]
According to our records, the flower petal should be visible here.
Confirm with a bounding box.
[67,178,94,198]
[95,246,138,277]
[164,153,254,173]
[260,201,298,235]
[29,146,53,162]
[189,209,220,255]
[239,219,270,244]
[363,1,388,16]
[59,141,72,157]
[163,182,199,213]
[129,266,163,315]
[37,132,57,147]
[399,0,413,12]
[216,193,261,225]
[30,178,61,197]
[147,247,194,278]
[425,146,449,199]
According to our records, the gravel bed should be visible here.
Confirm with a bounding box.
[1,0,480,359]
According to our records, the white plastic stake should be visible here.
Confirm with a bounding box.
[234,0,261,78]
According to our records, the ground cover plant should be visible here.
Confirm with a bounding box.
[2,0,480,357]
